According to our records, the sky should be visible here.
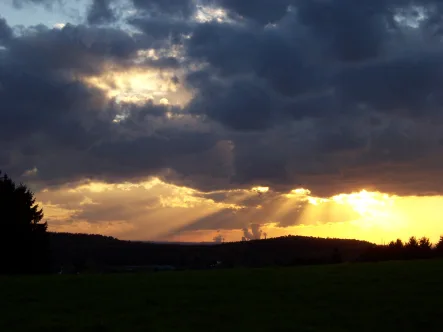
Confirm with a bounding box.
[1,0,443,244]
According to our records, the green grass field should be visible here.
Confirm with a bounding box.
[1,260,443,332]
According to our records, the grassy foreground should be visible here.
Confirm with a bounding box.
[1,260,443,332]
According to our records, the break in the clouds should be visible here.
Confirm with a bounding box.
[3,0,443,240]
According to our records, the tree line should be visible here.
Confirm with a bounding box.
[358,236,443,262]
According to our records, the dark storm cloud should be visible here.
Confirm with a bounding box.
[0,17,219,188]
[186,19,326,96]
[87,0,116,25]
[203,0,291,24]
[4,0,443,198]
[87,130,218,181]
[187,75,276,131]
[142,56,180,69]
[338,52,443,117]
[0,66,110,142]
[131,0,196,18]
[127,16,195,42]
[0,21,118,143]
[4,23,146,75]
[0,17,13,44]
[295,0,391,62]
[176,0,443,196]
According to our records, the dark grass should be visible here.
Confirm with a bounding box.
[1,260,443,332]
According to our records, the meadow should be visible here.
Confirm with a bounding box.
[1,260,443,332]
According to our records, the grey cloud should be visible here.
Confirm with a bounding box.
[175,0,443,196]
[295,0,390,62]
[204,0,291,24]
[6,24,145,75]
[90,131,216,172]
[0,17,13,44]
[0,65,111,143]
[186,19,325,97]
[5,0,443,199]
[0,22,222,189]
[219,117,443,197]
[316,126,368,154]
[187,76,276,131]
[87,0,116,25]
[338,51,443,117]
[131,0,196,18]
[186,21,262,76]
[27,126,221,188]
[283,90,339,120]
[142,56,181,69]
[127,16,195,44]
[232,143,292,187]
[185,0,443,118]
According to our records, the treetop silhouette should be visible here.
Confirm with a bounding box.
[0,171,49,274]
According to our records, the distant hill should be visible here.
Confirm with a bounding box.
[141,241,218,246]
[49,232,375,272]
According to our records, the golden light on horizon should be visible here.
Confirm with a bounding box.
[37,179,443,245]
[331,190,395,217]
[274,188,443,244]
[40,178,252,240]
[300,190,403,230]
[287,189,396,221]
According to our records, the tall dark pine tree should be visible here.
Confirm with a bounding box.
[0,171,50,274]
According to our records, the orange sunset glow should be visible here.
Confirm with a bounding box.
[37,178,443,245]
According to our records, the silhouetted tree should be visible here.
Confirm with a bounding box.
[394,239,404,249]
[385,239,404,260]
[435,236,443,255]
[417,237,433,259]
[0,171,50,274]
[419,237,432,250]
[404,236,421,259]
[406,236,419,248]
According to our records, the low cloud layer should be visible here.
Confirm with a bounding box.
[3,0,443,207]
[38,179,365,241]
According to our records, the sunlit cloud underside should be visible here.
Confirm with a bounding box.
[38,179,443,244]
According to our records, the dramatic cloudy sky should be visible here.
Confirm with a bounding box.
[2,0,443,243]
